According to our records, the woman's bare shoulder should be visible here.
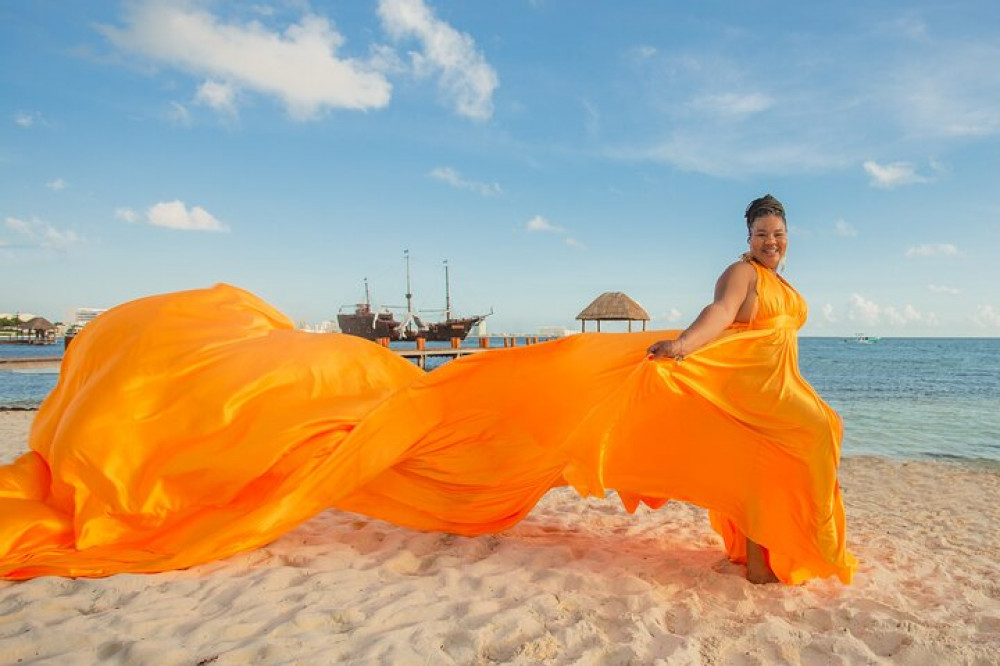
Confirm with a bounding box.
[719,259,757,283]
[712,260,757,301]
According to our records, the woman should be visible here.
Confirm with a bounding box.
[0,196,854,584]
[648,194,794,583]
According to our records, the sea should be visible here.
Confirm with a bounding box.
[1,337,997,463]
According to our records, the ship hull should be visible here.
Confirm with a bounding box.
[337,312,402,341]
[405,316,484,342]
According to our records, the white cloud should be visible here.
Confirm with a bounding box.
[849,293,937,328]
[46,178,68,191]
[660,308,683,323]
[609,52,859,178]
[14,112,38,128]
[833,219,857,237]
[928,284,961,295]
[610,29,1000,179]
[974,305,1000,329]
[146,200,229,232]
[883,307,906,326]
[620,131,849,179]
[168,101,192,126]
[928,157,948,175]
[523,215,582,247]
[525,215,564,233]
[890,43,1000,139]
[821,303,837,322]
[848,294,880,326]
[101,1,392,120]
[367,43,407,75]
[689,92,773,118]
[4,216,82,250]
[195,79,238,115]
[428,166,501,196]
[884,304,936,326]
[582,99,600,137]
[377,0,498,120]
[628,45,658,61]
[889,15,928,41]
[905,243,959,258]
[863,160,930,188]
[4,217,30,235]
[115,207,139,223]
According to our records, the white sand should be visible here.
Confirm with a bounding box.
[1,410,998,665]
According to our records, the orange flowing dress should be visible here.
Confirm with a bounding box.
[0,261,856,583]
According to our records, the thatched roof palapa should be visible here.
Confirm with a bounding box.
[576,292,649,332]
[21,316,55,331]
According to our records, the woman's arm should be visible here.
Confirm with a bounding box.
[647,261,756,359]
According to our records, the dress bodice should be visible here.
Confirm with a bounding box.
[738,259,808,331]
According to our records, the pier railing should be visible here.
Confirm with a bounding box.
[1,336,555,372]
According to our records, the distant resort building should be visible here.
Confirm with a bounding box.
[298,320,339,334]
[576,292,650,332]
[538,325,575,338]
[74,308,108,326]
[62,307,109,349]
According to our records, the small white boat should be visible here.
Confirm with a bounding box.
[844,333,881,344]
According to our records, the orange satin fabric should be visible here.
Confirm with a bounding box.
[0,264,856,583]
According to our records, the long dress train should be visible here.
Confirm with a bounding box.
[0,261,856,583]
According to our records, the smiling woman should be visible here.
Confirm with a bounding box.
[646,194,850,583]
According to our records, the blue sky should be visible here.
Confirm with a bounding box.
[2,0,999,336]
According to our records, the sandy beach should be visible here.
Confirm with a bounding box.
[1,410,998,665]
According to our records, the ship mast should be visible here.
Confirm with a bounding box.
[364,278,371,308]
[404,250,413,317]
[443,259,452,321]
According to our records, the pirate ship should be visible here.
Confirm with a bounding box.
[337,253,489,342]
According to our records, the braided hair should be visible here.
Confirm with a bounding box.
[745,194,786,234]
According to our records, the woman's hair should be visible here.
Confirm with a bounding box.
[745,194,786,233]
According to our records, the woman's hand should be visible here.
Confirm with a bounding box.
[647,338,685,360]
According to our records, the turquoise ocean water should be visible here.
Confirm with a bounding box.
[2,338,997,462]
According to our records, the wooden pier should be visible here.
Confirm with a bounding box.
[380,335,547,369]
[0,357,62,370]
[0,337,551,373]
[395,347,487,369]
[0,351,494,372]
